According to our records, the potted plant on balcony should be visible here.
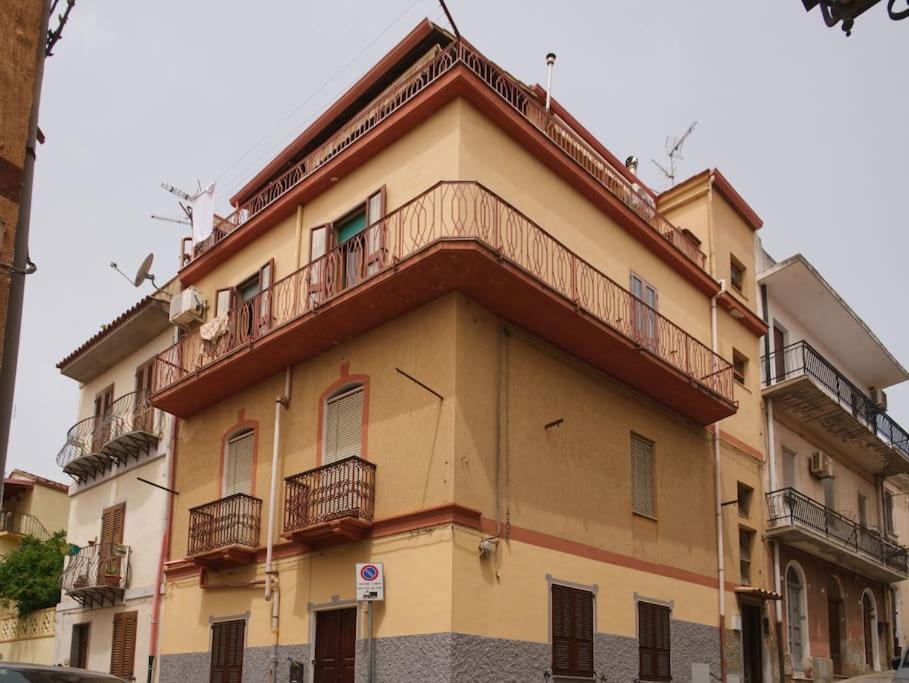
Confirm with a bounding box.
[100,570,121,587]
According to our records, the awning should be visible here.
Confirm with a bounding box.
[734,586,782,601]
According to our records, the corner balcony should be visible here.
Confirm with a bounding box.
[61,543,131,609]
[767,488,908,582]
[56,391,163,482]
[0,511,50,541]
[187,493,261,569]
[762,341,909,476]
[283,456,376,548]
[152,182,735,425]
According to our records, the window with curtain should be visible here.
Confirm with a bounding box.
[324,385,365,464]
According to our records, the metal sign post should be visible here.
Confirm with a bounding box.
[356,563,384,683]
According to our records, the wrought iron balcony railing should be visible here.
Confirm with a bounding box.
[766,487,908,574]
[188,40,705,270]
[56,390,163,480]
[0,511,50,540]
[155,182,733,405]
[61,542,131,608]
[187,493,262,557]
[284,457,376,535]
[762,340,909,457]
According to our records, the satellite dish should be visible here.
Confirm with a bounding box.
[133,253,155,287]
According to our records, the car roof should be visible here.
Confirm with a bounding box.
[0,663,122,679]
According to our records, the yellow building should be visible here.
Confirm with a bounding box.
[151,21,771,683]
[0,470,69,666]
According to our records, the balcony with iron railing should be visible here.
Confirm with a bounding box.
[185,40,706,274]
[762,341,909,475]
[283,456,376,548]
[187,493,262,569]
[56,391,163,483]
[0,511,50,541]
[153,182,734,425]
[61,542,131,609]
[766,487,908,582]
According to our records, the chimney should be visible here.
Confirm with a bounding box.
[625,155,639,175]
[545,53,557,111]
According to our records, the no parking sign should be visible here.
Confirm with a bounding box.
[356,562,384,601]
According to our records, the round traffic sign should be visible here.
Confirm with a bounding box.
[360,564,379,581]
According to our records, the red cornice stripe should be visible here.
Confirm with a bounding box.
[717,291,768,336]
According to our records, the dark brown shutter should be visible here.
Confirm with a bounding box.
[639,602,671,682]
[110,611,137,678]
[210,619,245,683]
[551,584,594,678]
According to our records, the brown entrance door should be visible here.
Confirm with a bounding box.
[70,622,90,668]
[828,597,843,674]
[741,603,763,683]
[314,608,356,683]
[864,593,875,669]
[773,325,786,381]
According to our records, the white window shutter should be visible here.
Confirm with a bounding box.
[225,431,253,495]
[631,434,654,516]
[324,386,364,463]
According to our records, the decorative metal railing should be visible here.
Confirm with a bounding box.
[762,341,909,457]
[189,40,705,269]
[61,542,131,593]
[0,511,50,540]
[766,488,908,574]
[155,182,733,404]
[0,608,55,643]
[284,457,376,533]
[187,493,262,556]
[56,390,163,470]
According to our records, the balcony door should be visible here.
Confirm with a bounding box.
[92,385,114,452]
[134,359,154,432]
[772,325,787,381]
[631,273,658,352]
[314,608,356,683]
[100,503,125,582]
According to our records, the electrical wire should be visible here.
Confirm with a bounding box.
[212,0,433,197]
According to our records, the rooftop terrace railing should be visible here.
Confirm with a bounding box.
[154,182,733,404]
[189,40,705,270]
[0,511,50,540]
[762,340,909,458]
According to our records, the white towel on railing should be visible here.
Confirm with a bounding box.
[200,313,229,342]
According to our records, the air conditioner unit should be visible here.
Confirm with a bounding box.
[169,287,205,326]
[809,451,834,479]
[872,388,888,411]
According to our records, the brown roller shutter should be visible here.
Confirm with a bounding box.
[110,611,137,678]
[551,584,594,678]
[210,619,245,683]
[638,601,671,682]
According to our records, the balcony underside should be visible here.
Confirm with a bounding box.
[65,585,124,610]
[190,545,257,570]
[767,523,907,583]
[153,240,735,424]
[765,376,909,476]
[62,429,160,482]
[284,516,372,549]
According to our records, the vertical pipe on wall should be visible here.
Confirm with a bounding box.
[711,279,727,682]
[295,205,304,270]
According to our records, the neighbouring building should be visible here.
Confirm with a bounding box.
[759,251,909,681]
[151,21,771,683]
[0,469,69,665]
[53,287,176,681]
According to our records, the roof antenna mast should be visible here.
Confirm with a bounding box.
[438,0,461,41]
[651,120,697,188]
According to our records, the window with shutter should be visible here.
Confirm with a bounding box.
[110,611,138,678]
[210,619,245,683]
[631,433,655,518]
[638,601,671,682]
[324,386,364,464]
[551,584,594,678]
[224,431,254,496]
[100,504,125,578]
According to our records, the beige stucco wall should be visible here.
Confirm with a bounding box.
[21,484,69,535]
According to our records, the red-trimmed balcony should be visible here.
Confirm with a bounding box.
[283,456,376,548]
[187,493,261,569]
[56,391,163,482]
[152,182,734,424]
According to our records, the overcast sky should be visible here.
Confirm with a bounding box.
[9,1,907,481]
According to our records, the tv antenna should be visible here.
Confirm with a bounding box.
[160,182,194,221]
[651,121,697,187]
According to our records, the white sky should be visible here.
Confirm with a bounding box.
[10,1,908,480]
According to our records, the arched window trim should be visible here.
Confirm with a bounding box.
[784,560,811,669]
[861,588,881,672]
[219,412,259,498]
[317,374,370,467]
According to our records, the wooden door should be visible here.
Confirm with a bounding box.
[314,608,357,683]
[828,598,843,674]
[93,385,114,451]
[864,594,875,668]
[210,619,245,683]
[773,326,786,380]
[110,611,137,679]
[787,569,804,670]
[70,623,90,668]
[100,504,125,581]
[134,359,154,432]
[741,603,762,683]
